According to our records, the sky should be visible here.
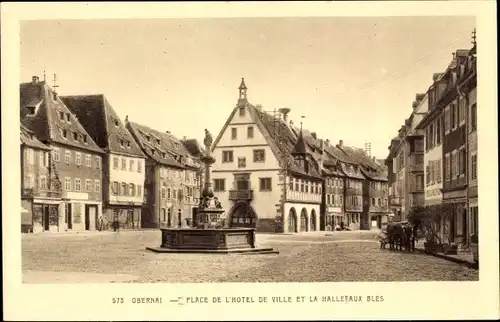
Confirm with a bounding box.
[20,17,476,159]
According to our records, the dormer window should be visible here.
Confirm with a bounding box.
[62,129,68,139]
[23,105,36,116]
[114,119,119,127]
[239,107,245,117]
[59,111,65,120]
[83,135,88,144]
[65,113,71,122]
[127,141,131,148]
[119,139,124,147]
[72,131,78,141]
[156,139,161,146]
[162,152,166,158]
[146,135,150,142]
[151,149,155,155]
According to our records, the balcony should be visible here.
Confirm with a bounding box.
[389,195,403,206]
[409,154,424,172]
[229,189,253,201]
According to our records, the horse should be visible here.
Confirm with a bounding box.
[386,222,404,250]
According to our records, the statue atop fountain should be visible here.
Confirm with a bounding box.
[196,129,225,229]
[146,128,278,255]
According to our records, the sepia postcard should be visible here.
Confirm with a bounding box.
[2,1,499,321]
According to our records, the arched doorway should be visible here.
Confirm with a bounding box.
[288,208,298,233]
[300,208,308,232]
[310,209,316,231]
[229,202,257,228]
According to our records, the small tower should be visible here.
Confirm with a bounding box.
[291,118,309,173]
[238,77,247,100]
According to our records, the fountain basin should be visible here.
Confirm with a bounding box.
[146,228,278,254]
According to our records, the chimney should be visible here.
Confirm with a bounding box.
[319,139,324,151]
[452,52,456,60]
[311,132,317,140]
[432,73,441,82]
[325,139,330,146]
[183,136,187,141]
[32,76,39,85]
[255,104,263,112]
[372,156,376,161]
[412,101,419,110]
[125,115,129,123]
[338,140,344,148]
[166,131,171,134]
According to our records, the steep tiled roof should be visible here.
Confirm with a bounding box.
[338,145,387,181]
[182,139,204,158]
[126,121,197,169]
[20,81,103,154]
[20,124,51,150]
[247,104,322,179]
[61,95,145,158]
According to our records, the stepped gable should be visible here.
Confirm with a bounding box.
[61,95,145,158]
[20,124,51,150]
[126,121,185,169]
[20,80,103,154]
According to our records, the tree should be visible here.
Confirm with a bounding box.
[407,204,455,244]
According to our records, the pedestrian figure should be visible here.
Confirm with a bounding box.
[378,229,389,249]
[340,221,344,231]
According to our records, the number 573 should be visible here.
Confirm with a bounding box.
[112,297,124,304]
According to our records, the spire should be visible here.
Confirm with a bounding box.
[238,77,247,100]
[292,127,307,156]
[471,28,476,46]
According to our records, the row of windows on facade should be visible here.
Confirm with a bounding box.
[370,197,388,207]
[288,178,322,195]
[112,156,143,173]
[426,101,477,151]
[159,186,195,200]
[222,149,265,164]
[426,159,442,186]
[393,140,424,173]
[231,124,255,140]
[24,148,50,167]
[110,182,143,197]
[213,178,272,192]
[158,167,198,184]
[23,175,54,190]
[63,177,101,193]
[52,148,101,168]
[443,150,477,182]
[56,111,90,145]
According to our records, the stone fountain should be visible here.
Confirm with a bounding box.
[146,130,278,254]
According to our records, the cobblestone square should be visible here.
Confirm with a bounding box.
[22,230,478,283]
